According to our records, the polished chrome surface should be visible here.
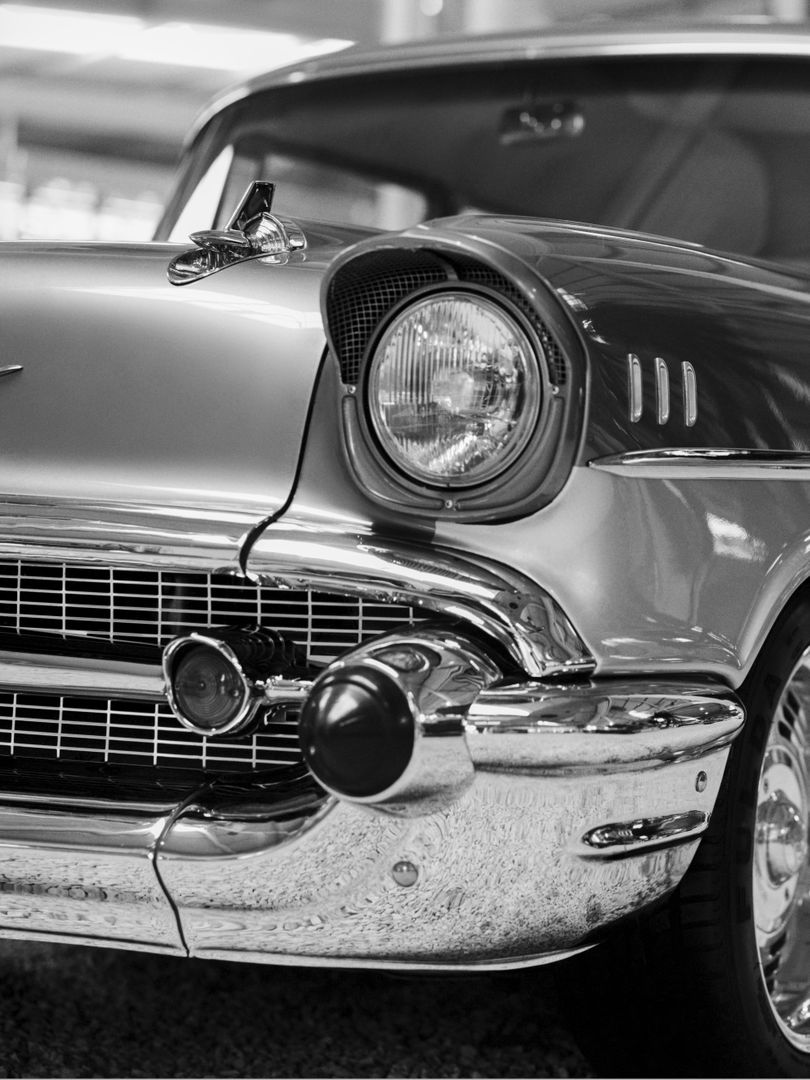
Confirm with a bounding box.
[627,353,642,423]
[0,554,420,661]
[754,646,810,1052]
[0,658,742,966]
[163,632,264,736]
[0,801,183,950]
[169,181,307,285]
[624,355,694,429]
[0,649,163,698]
[303,627,501,812]
[682,361,698,426]
[655,357,670,426]
[0,497,255,572]
[0,691,300,773]
[576,810,709,857]
[159,684,736,966]
[246,519,595,679]
[590,448,810,479]
[162,626,310,736]
[465,679,744,773]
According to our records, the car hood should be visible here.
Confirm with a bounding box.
[0,231,363,518]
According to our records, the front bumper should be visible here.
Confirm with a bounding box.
[0,675,742,970]
[0,507,744,969]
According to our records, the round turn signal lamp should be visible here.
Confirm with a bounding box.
[163,633,262,737]
[171,643,248,734]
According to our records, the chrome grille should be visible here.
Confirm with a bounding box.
[0,692,299,771]
[0,560,418,663]
[0,559,421,789]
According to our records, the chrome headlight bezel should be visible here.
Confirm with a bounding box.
[360,285,553,495]
[325,242,583,524]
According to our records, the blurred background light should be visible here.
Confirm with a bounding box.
[0,4,350,71]
[0,0,803,242]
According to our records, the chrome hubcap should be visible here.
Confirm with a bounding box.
[754,649,810,1051]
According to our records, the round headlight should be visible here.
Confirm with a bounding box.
[366,291,542,487]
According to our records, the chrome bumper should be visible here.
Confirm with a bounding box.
[0,674,743,970]
[0,508,745,968]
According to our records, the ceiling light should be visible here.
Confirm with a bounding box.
[117,21,351,73]
[0,4,352,73]
[0,4,139,55]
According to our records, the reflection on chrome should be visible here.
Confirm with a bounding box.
[247,519,595,678]
[590,447,810,479]
[754,646,810,1052]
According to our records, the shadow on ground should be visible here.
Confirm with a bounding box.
[0,940,593,1077]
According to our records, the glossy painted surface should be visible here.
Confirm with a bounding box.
[0,235,350,516]
[11,25,810,970]
[313,216,810,685]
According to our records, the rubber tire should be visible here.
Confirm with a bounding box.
[555,596,810,1078]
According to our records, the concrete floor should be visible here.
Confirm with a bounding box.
[0,939,593,1077]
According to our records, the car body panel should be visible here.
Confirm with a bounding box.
[0,239,340,517]
[5,25,810,1001]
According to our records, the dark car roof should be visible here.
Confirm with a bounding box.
[188,21,810,144]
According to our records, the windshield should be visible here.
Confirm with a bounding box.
[160,55,810,264]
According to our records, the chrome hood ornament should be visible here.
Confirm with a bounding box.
[168,181,307,285]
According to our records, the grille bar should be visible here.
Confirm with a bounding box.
[0,693,301,771]
[0,561,417,663]
[0,559,421,787]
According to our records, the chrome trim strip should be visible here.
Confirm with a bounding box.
[682,361,698,426]
[0,650,164,699]
[246,520,595,678]
[0,495,261,572]
[575,809,709,858]
[189,946,592,973]
[466,678,744,773]
[655,357,670,425]
[627,353,642,423]
[589,448,810,479]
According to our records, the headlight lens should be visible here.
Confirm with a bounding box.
[367,292,542,487]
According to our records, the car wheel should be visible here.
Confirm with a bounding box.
[556,598,810,1077]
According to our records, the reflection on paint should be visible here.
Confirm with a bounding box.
[706,512,768,562]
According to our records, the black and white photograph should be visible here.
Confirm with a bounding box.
[1,1,810,1076]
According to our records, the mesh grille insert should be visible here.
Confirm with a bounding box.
[327,249,450,384]
[326,248,567,387]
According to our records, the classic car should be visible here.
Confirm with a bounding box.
[5,19,810,1077]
